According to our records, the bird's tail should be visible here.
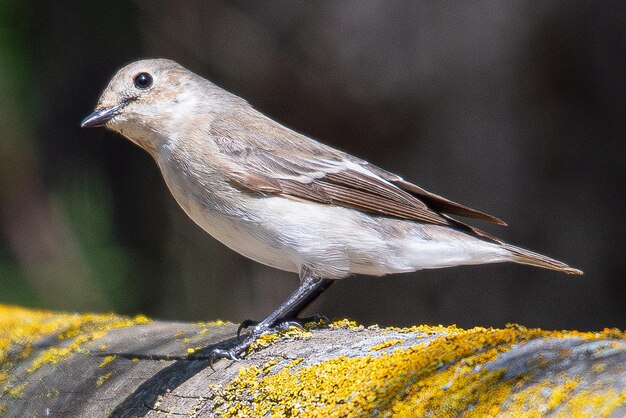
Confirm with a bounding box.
[501,242,583,275]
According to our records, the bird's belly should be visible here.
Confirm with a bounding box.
[166,182,394,278]
[183,199,302,274]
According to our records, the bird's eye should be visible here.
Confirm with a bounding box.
[133,72,153,89]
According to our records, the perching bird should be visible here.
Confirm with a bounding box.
[82,59,582,360]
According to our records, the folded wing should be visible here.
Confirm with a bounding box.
[210,113,505,232]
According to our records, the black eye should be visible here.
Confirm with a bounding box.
[133,72,153,89]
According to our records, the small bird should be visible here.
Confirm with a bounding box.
[82,59,582,360]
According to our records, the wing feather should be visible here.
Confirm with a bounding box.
[210,111,504,228]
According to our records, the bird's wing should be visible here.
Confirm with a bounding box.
[210,113,505,228]
[364,164,506,225]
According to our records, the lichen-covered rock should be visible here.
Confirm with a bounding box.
[0,305,624,417]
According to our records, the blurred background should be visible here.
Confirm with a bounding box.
[0,1,624,330]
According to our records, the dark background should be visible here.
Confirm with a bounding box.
[1,1,624,330]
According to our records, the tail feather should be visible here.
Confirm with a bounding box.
[501,243,583,275]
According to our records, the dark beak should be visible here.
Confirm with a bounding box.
[80,104,123,128]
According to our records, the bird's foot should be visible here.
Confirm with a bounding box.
[208,322,276,368]
[208,338,251,369]
[237,314,330,337]
[210,314,330,369]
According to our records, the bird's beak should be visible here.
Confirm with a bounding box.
[81,103,123,128]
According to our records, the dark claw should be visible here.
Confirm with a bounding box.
[237,319,258,337]
[213,348,241,361]
[208,347,242,371]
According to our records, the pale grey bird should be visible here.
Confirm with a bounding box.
[81,59,582,360]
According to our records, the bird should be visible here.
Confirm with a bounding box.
[81,58,582,361]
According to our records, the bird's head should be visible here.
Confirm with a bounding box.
[81,58,234,154]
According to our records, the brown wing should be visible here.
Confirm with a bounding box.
[210,111,505,228]
[365,164,506,225]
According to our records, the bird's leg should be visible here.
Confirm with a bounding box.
[237,273,334,336]
[211,267,331,362]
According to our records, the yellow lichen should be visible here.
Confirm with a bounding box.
[283,358,303,370]
[1,306,624,416]
[369,339,405,351]
[26,314,147,373]
[547,378,581,410]
[591,363,606,373]
[0,303,150,397]
[98,355,116,368]
[552,387,626,418]
[213,326,528,416]
[248,334,279,354]
[5,382,28,398]
[96,372,112,387]
[248,326,312,355]
[213,324,626,417]
[132,314,150,324]
[197,319,229,327]
[262,359,281,373]
[496,374,581,416]
[330,319,362,330]
[387,323,463,335]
